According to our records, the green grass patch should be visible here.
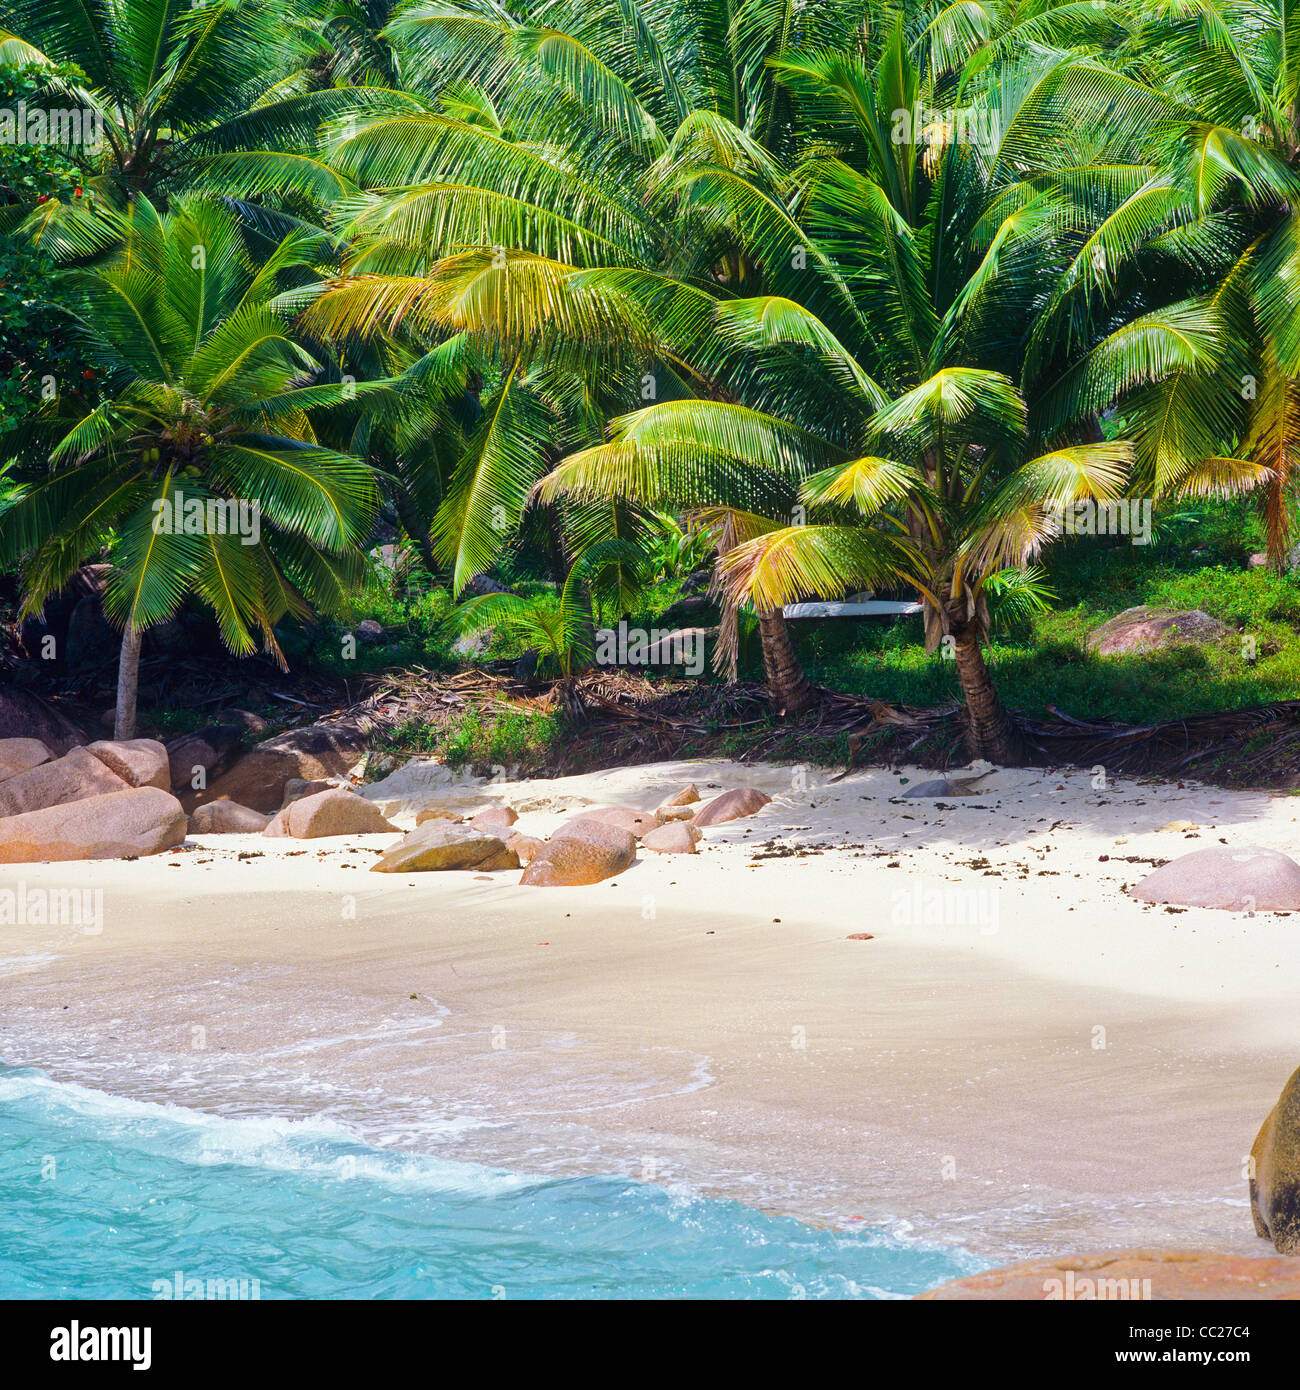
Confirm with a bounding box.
[374,699,564,777]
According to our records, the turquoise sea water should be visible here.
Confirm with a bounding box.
[0,1066,980,1299]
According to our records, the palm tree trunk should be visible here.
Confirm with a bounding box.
[113,623,142,741]
[758,609,815,715]
[392,488,439,580]
[951,628,1024,763]
[1265,474,1292,571]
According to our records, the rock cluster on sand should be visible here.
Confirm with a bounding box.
[264,787,397,839]
[496,780,770,884]
[691,787,771,827]
[371,821,518,872]
[0,737,189,861]
[917,1249,1300,1300]
[0,786,187,863]
[1250,1064,1300,1253]
[1129,845,1300,911]
[191,723,367,814]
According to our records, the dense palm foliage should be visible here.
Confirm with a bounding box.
[3,0,1300,756]
[0,196,379,735]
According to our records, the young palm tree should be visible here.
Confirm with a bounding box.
[0,195,381,737]
[447,537,648,685]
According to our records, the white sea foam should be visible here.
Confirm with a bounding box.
[0,1068,536,1197]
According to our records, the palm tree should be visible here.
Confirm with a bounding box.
[296,0,893,705]
[529,15,1283,753]
[1114,0,1300,567]
[0,195,381,737]
[0,0,422,255]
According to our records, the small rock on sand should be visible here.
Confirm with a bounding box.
[264,788,397,839]
[188,800,271,834]
[470,805,519,833]
[657,783,700,811]
[371,822,518,873]
[521,821,636,886]
[691,787,771,828]
[506,831,545,865]
[641,821,702,854]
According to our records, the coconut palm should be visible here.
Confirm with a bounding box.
[0,195,382,737]
[298,0,897,702]
[527,15,1290,752]
[1113,0,1300,566]
[0,0,422,257]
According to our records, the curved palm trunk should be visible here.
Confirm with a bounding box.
[113,623,142,741]
[758,609,814,715]
[951,628,1024,764]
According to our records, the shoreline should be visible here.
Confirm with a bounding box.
[2,757,1297,1263]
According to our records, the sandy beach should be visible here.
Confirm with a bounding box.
[2,756,1297,1264]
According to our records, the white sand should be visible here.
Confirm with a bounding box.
[2,757,1298,1262]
